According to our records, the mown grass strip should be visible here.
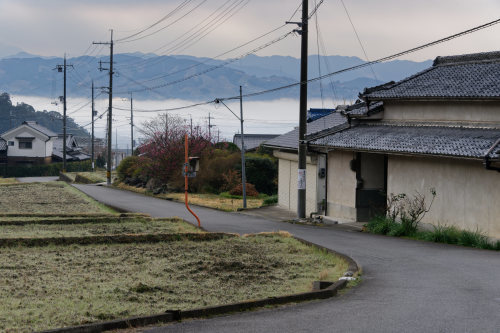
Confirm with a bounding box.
[0,232,235,247]
[0,216,152,226]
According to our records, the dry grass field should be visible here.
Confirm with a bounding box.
[115,183,264,211]
[0,182,114,214]
[0,234,347,332]
[0,182,349,332]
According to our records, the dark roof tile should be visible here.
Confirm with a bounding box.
[311,124,500,159]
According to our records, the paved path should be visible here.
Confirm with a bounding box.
[16,176,59,183]
[75,185,500,333]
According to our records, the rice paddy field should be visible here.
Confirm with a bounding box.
[0,182,348,332]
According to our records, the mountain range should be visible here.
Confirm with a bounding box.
[0,52,431,102]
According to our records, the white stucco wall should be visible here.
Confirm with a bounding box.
[388,155,500,239]
[383,100,500,124]
[275,151,318,215]
[3,128,49,158]
[326,150,357,222]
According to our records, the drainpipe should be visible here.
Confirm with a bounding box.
[484,138,500,172]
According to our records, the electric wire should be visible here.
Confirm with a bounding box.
[117,0,207,44]
[116,23,289,86]
[117,30,294,94]
[339,0,378,80]
[116,0,193,42]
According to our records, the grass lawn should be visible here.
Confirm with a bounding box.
[0,182,115,215]
[114,182,264,212]
[0,233,347,332]
[0,217,200,238]
[61,171,109,184]
[0,177,18,184]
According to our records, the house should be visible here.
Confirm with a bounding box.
[265,51,500,238]
[52,134,90,162]
[232,134,280,151]
[0,121,91,165]
[0,121,57,165]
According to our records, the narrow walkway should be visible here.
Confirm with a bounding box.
[75,184,500,333]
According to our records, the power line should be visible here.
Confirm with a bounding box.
[115,0,248,72]
[339,0,378,80]
[117,30,294,94]
[118,0,208,44]
[116,0,194,42]
[116,23,288,87]
[106,17,500,116]
[220,17,500,101]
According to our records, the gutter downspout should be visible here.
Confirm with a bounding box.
[484,138,500,172]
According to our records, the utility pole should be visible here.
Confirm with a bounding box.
[239,86,247,208]
[190,115,193,136]
[297,0,309,218]
[56,54,73,172]
[130,93,134,156]
[94,30,114,185]
[115,128,118,169]
[214,86,247,209]
[208,113,212,141]
[91,81,95,171]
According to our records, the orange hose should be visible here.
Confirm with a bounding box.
[185,134,201,227]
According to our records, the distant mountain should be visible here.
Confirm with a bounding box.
[0,92,89,137]
[0,53,432,101]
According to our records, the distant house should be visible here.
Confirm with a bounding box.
[0,121,91,165]
[232,134,280,151]
[0,121,57,165]
[265,51,500,238]
[52,134,90,162]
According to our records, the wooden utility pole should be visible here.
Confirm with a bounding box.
[130,93,134,156]
[94,30,114,185]
[297,0,309,218]
[56,54,73,172]
[239,86,247,208]
[91,81,95,171]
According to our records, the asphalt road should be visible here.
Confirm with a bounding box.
[16,176,59,183]
[75,184,500,333]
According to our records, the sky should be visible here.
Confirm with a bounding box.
[0,0,499,62]
[2,0,500,147]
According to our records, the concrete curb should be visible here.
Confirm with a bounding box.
[37,236,360,333]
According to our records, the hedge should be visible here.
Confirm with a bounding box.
[0,160,91,177]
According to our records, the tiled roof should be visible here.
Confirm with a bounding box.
[311,124,500,159]
[365,51,500,100]
[344,101,383,117]
[23,121,57,137]
[264,112,347,150]
[233,134,280,151]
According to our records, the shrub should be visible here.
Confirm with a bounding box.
[263,195,278,206]
[116,156,154,185]
[229,183,259,197]
[189,149,240,194]
[0,160,91,177]
[240,155,277,195]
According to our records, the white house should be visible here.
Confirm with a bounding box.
[0,121,57,165]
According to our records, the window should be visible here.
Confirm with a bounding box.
[19,140,32,149]
[8,141,14,146]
